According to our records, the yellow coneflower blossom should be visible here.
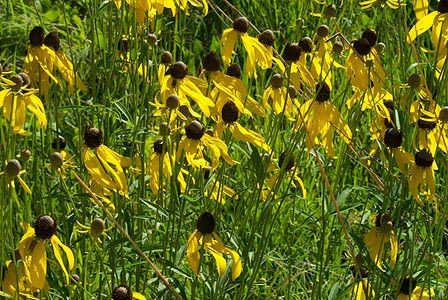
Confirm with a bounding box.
[408,149,437,204]
[175,0,208,15]
[283,42,316,90]
[112,284,146,300]
[76,217,113,243]
[187,212,242,279]
[214,101,271,153]
[364,214,398,270]
[1,259,43,299]
[220,17,272,77]
[19,216,75,289]
[262,73,297,119]
[407,0,448,44]
[203,167,237,204]
[397,276,435,300]
[267,151,306,198]
[1,159,31,194]
[177,120,236,169]
[0,73,47,135]
[296,82,352,158]
[83,127,132,194]
[359,0,404,9]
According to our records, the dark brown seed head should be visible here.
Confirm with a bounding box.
[5,159,22,176]
[178,105,191,118]
[117,38,129,52]
[288,85,298,98]
[317,24,330,37]
[299,37,313,53]
[324,4,337,18]
[203,51,221,72]
[400,276,417,295]
[222,101,239,124]
[270,73,283,89]
[10,74,23,92]
[226,64,241,79]
[407,73,421,88]
[52,136,67,151]
[353,38,371,56]
[233,17,249,33]
[18,72,30,87]
[384,128,402,148]
[203,166,212,180]
[384,99,394,110]
[361,29,377,47]
[378,214,393,233]
[112,285,133,300]
[44,31,60,51]
[315,82,331,102]
[166,94,179,109]
[153,138,164,154]
[259,29,275,46]
[197,212,215,234]
[147,33,157,45]
[439,106,448,122]
[90,218,105,237]
[283,43,302,62]
[414,149,433,168]
[185,120,205,140]
[159,122,171,136]
[332,41,344,54]
[161,51,173,65]
[166,61,188,80]
[279,151,295,171]
[84,127,103,149]
[34,215,57,240]
[29,26,45,46]
[21,149,31,162]
[417,117,436,130]
[439,0,448,13]
[50,152,64,169]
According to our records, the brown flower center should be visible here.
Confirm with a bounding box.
[283,43,302,62]
[226,64,241,79]
[185,120,205,140]
[29,26,44,46]
[34,215,57,239]
[315,82,331,102]
[400,276,417,295]
[10,74,23,92]
[270,73,283,89]
[5,159,21,176]
[361,29,377,47]
[439,0,448,13]
[197,212,215,234]
[50,152,64,169]
[166,94,179,109]
[161,51,173,65]
[166,61,188,80]
[153,138,164,154]
[299,37,313,53]
[316,24,330,37]
[90,218,105,237]
[384,128,402,148]
[417,117,436,130]
[259,29,275,46]
[112,285,133,300]
[414,149,433,168]
[279,151,295,171]
[233,17,249,33]
[203,51,221,72]
[353,38,371,56]
[84,127,103,149]
[222,101,239,124]
[52,136,67,151]
[44,31,60,51]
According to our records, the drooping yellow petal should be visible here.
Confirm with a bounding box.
[186,230,201,275]
[30,241,47,289]
[23,94,47,128]
[17,176,32,194]
[232,122,271,152]
[220,29,239,66]
[389,231,398,269]
[407,11,438,43]
[203,234,227,277]
[133,292,147,300]
[83,148,118,190]
[51,235,75,285]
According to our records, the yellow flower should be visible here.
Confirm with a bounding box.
[262,73,297,119]
[44,31,88,93]
[83,127,132,194]
[359,0,404,9]
[161,61,214,117]
[202,167,237,204]
[397,276,435,300]
[0,159,31,194]
[220,17,272,77]
[175,0,208,15]
[408,149,437,204]
[0,73,47,135]
[148,138,186,194]
[177,120,236,169]
[214,101,271,153]
[364,214,398,270]
[1,259,43,299]
[112,284,146,300]
[267,151,306,198]
[283,43,316,90]
[18,216,75,289]
[186,212,242,279]
[296,82,352,158]
[407,0,448,44]
[76,217,112,243]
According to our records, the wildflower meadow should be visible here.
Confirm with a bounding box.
[1,0,448,299]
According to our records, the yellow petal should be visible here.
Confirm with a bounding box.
[83,148,118,190]
[133,292,146,300]
[203,234,226,277]
[51,235,75,285]
[407,11,438,43]
[97,144,131,167]
[186,230,201,275]
[220,29,238,65]
[30,241,47,289]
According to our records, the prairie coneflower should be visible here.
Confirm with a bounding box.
[160,61,214,117]
[214,101,271,153]
[18,216,75,289]
[262,73,297,119]
[412,0,429,20]
[187,212,242,279]
[408,149,437,204]
[83,127,132,194]
[267,151,306,198]
[284,43,316,90]
[76,218,113,243]
[359,0,404,9]
[177,120,235,169]
[1,159,31,194]
[1,258,42,299]
[111,284,146,300]
[0,72,47,135]
[364,214,398,270]
[396,276,435,300]
[220,17,272,77]
[296,82,352,158]
[203,167,237,204]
